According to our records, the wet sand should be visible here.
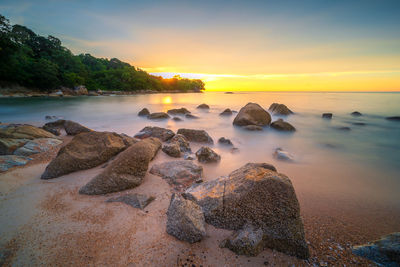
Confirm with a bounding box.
[1,137,400,266]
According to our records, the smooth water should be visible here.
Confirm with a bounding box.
[1,92,400,208]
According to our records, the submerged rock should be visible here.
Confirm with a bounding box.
[268,103,293,115]
[138,108,150,116]
[243,125,263,131]
[185,114,199,119]
[195,147,221,163]
[150,160,203,191]
[79,138,161,195]
[147,112,170,120]
[0,155,32,172]
[41,131,129,179]
[270,119,296,132]
[172,117,183,121]
[106,194,155,209]
[162,143,181,158]
[197,103,210,109]
[167,108,191,115]
[352,232,400,266]
[322,113,333,119]
[184,163,309,259]
[177,128,213,144]
[351,111,362,116]
[0,124,56,140]
[220,109,233,116]
[0,138,29,155]
[166,193,206,243]
[233,103,271,127]
[134,126,175,142]
[14,138,62,156]
[386,116,400,121]
[335,126,351,131]
[218,137,233,146]
[352,122,366,126]
[273,148,295,162]
[170,134,191,153]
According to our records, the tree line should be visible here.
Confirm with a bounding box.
[0,14,205,92]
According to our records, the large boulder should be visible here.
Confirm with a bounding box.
[134,126,175,142]
[79,138,161,195]
[268,103,293,115]
[184,163,309,259]
[0,138,29,155]
[167,108,191,115]
[0,125,56,140]
[41,131,129,179]
[150,160,203,191]
[270,119,296,132]
[0,155,32,172]
[233,103,271,127]
[195,147,221,163]
[148,112,170,120]
[14,138,62,156]
[177,129,213,144]
[352,232,400,266]
[166,193,206,243]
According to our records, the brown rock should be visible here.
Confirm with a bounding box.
[0,125,56,140]
[268,103,294,115]
[270,119,296,132]
[233,103,271,126]
[177,128,213,144]
[134,126,175,142]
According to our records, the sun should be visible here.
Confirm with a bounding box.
[162,96,172,104]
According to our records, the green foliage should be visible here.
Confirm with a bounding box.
[0,14,205,92]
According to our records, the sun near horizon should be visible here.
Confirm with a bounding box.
[2,0,400,92]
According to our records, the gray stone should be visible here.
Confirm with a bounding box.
[14,138,62,156]
[273,148,295,162]
[138,108,150,116]
[185,114,199,119]
[167,108,191,115]
[322,113,333,119]
[172,117,183,121]
[106,194,155,209]
[134,126,175,142]
[195,147,221,163]
[220,109,233,116]
[218,137,233,146]
[351,111,362,116]
[0,155,32,172]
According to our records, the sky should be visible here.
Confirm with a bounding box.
[1,0,400,91]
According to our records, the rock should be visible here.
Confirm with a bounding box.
[0,125,56,140]
[352,122,366,126]
[166,193,206,243]
[184,163,309,259]
[177,128,213,144]
[79,138,161,195]
[220,109,233,116]
[42,120,92,136]
[167,108,191,115]
[220,223,265,256]
[138,108,150,116]
[45,115,63,120]
[352,232,400,266]
[225,92,234,94]
[172,117,183,121]
[14,138,63,156]
[218,137,233,146]
[273,148,294,162]
[74,85,88,95]
[49,90,63,97]
[268,103,293,115]
[335,126,351,131]
[134,126,175,142]
[41,131,129,179]
[0,138,29,155]
[147,112,170,120]
[162,143,181,158]
[106,194,155,209]
[170,134,191,153]
[0,155,32,172]
[243,125,263,131]
[88,91,99,96]
[185,114,199,119]
[150,160,203,191]
[386,116,400,121]
[195,147,221,163]
[183,153,196,160]
[233,103,271,126]
[270,119,296,132]
[351,111,362,116]
[197,104,209,109]
[322,113,333,119]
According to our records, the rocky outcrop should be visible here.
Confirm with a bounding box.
[220,109,233,116]
[184,163,309,259]
[0,124,56,139]
[170,134,191,153]
[14,138,62,156]
[0,155,32,172]
[162,143,181,158]
[106,194,155,209]
[42,120,92,136]
[233,103,271,127]
[268,103,293,115]
[73,85,88,95]
[352,232,400,266]
[138,108,150,116]
[0,138,29,155]
[79,138,161,195]
[218,137,233,146]
[197,104,209,109]
[41,131,129,179]
[322,113,333,119]
[351,111,362,116]
[195,147,221,163]
[166,193,206,243]
[270,119,296,132]
[243,125,263,131]
[177,129,213,144]
[147,112,170,120]
[167,108,191,115]
[150,160,203,191]
[134,126,175,142]
[273,148,295,162]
